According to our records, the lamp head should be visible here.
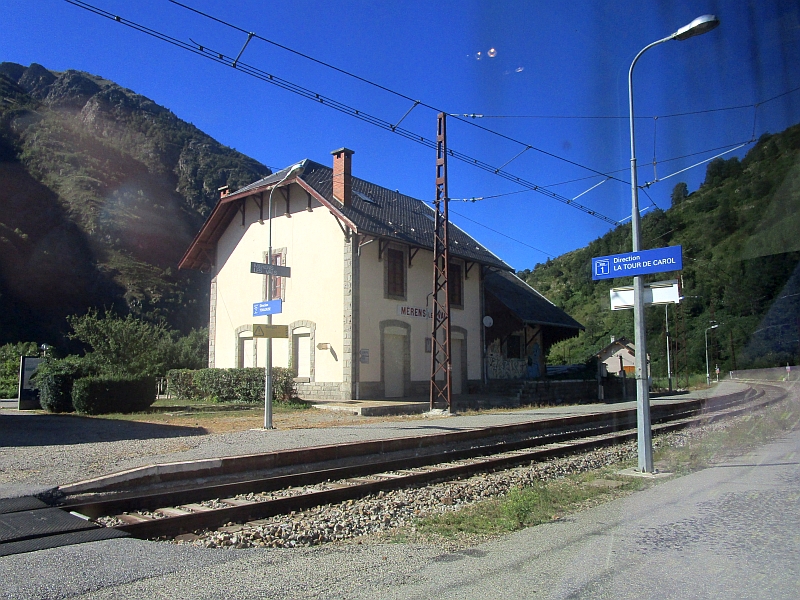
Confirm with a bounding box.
[672,15,720,41]
[285,161,305,178]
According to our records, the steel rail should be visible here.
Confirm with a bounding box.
[60,390,751,518]
[55,385,779,540]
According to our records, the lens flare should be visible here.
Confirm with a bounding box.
[487,47,497,58]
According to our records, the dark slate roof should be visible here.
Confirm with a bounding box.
[180,158,512,271]
[484,269,584,331]
[297,160,511,269]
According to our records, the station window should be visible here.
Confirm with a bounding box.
[386,248,405,299]
[269,251,284,300]
[506,334,522,359]
[449,262,463,307]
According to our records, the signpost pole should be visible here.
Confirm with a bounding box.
[264,187,278,429]
[265,250,273,427]
[627,14,719,473]
[259,162,304,429]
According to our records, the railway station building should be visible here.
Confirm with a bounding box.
[179,148,583,401]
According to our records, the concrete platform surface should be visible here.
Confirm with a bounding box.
[0,381,752,499]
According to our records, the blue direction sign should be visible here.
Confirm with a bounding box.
[253,299,283,316]
[592,245,682,280]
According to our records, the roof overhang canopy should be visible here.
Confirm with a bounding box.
[484,269,584,348]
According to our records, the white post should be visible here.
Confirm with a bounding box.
[665,304,672,392]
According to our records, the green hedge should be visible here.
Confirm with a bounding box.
[166,367,296,404]
[71,375,157,415]
[33,357,96,413]
[165,369,199,402]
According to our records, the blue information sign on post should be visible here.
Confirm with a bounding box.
[253,299,283,317]
[592,246,682,280]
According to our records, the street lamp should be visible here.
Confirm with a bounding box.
[628,14,719,472]
[264,161,305,429]
[705,323,719,386]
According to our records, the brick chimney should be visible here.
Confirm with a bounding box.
[331,148,354,207]
[218,185,230,199]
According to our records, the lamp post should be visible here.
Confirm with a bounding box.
[628,14,719,472]
[264,162,305,429]
[705,323,719,386]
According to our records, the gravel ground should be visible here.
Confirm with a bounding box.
[3,386,796,600]
[169,418,737,551]
[0,384,734,499]
[0,382,795,600]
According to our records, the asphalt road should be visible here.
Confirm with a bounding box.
[2,398,798,599]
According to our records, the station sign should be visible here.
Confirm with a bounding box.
[17,356,42,410]
[610,280,681,310]
[253,299,283,317]
[252,324,289,338]
[592,245,682,280]
[397,304,445,321]
[250,261,291,278]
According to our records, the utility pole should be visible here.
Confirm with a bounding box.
[430,112,452,411]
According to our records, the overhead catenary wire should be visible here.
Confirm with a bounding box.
[65,0,621,226]
[448,208,553,259]
[641,141,752,188]
[543,139,756,188]
[452,85,800,120]
[164,0,630,187]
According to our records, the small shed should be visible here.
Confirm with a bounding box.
[597,337,639,376]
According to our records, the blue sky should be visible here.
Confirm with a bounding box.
[3,0,799,270]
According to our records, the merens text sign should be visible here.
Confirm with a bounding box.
[397,305,445,320]
[592,245,682,280]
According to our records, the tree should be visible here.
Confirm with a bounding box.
[0,342,39,397]
[67,309,172,376]
[671,182,688,208]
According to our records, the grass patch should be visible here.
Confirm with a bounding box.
[415,471,645,539]
[411,390,800,543]
[654,396,800,474]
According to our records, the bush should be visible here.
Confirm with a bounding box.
[165,367,296,403]
[165,369,201,402]
[0,342,39,398]
[272,367,297,402]
[193,368,265,403]
[33,356,95,413]
[71,375,156,415]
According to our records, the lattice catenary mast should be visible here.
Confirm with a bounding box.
[430,113,453,411]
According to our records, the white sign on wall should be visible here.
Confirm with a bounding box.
[610,280,681,311]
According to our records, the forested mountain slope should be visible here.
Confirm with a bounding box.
[0,62,270,345]
[521,123,800,375]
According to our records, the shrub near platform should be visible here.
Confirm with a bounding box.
[71,375,156,415]
[34,357,95,413]
[165,369,201,402]
[166,367,296,403]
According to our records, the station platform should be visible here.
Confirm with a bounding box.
[0,382,746,500]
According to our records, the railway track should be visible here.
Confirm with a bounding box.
[64,384,778,539]
[0,383,786,556]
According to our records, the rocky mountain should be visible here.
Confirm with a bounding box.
[0,62,270,346]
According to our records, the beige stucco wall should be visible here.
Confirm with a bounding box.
[213,183,345,382]
[356,241,482,385]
